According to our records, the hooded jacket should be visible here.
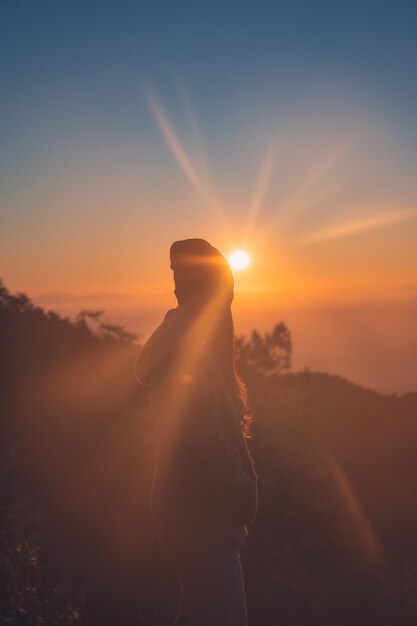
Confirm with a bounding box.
[135,239,258,546]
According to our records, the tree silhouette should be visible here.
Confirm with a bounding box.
[236,321,292,376]
[76,309,138,343]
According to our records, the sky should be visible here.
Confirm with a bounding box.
[1,0,417,393]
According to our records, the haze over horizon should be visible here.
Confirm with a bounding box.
[1,1,417,394]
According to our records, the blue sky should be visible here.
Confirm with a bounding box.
[1,0,416,185]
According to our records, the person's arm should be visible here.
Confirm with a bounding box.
[134,308,179,386]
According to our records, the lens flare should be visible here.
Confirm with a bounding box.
[229,250,250,271]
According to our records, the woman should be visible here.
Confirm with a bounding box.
[135,238,258,626]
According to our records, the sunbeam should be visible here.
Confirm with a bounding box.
[262,148,345,238]
[327,455,386,566]
[299,206,417,243]
[145,87,225,227]
[146,88,204,192]
[135,292,238,480]
[243,144,275,243]
[173,70,212,188]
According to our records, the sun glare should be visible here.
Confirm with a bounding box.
[229,250,250,271]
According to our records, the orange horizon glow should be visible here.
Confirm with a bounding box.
[2,82,417,395]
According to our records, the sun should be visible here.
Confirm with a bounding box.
[228,250,250,271]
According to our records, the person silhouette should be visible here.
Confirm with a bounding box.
[135,238,258,626]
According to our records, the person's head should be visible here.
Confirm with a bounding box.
[170,238,248,421]
[170,238,234,309]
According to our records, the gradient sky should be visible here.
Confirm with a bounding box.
[1,1,417,393]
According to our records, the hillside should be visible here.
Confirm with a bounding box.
[1,280,417,625]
